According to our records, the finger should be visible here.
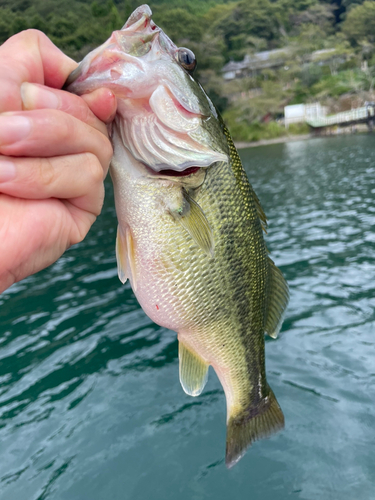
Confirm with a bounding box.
[0,153,105,215]
[0,194,97,292]
[0,195,73,291]
[0,110,113,171]
[21,82,110,136]
[0,31,117,129]
[81,88,117,124]
[0,30,77,92]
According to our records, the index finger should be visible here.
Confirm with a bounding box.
[0,30,77,112]
[20,83,114,136]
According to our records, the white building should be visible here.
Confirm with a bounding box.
[284,103,327,128]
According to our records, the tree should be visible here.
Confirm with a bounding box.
[342,1,375,45]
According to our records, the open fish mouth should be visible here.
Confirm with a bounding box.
[148,166,201,177]
[158,166,200,177]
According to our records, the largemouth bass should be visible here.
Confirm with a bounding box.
[66,4,289,468]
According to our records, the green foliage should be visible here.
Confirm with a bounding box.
[153,7,204,42]
[0,0,372,142]
[288,122,310,134]
[309,69,367,96]
[342,1,375,45]
[301,64,323,87]
[207,0,280,60]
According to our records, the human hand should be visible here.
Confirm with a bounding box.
[0,30,116,294]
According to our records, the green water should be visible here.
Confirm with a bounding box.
[1,134,375,499]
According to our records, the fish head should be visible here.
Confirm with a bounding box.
[66,4,228,174]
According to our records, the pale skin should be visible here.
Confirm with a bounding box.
[0,30,117,294]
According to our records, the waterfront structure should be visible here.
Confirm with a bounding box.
[306,102,375,132]
[222,48,343,81]
[284,103,328,128]
[222,49,290,80]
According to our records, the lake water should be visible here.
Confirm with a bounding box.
[1,134,375,500]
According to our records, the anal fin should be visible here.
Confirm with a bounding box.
[179,341,209,397]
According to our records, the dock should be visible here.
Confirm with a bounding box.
[306,103,375,131]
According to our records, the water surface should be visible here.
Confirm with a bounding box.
[1,134,375,499]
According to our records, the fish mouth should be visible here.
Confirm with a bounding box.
[157,166,200,177]
[145,165,201,178]
[144,163,207,189]
[64,4,229,173]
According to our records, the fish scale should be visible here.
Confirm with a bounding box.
[66,4,289,467]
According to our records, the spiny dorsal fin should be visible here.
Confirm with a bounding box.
[226,386,284,468]
[221,123,268,233]
[176,190,214,257]
[179,341,209,397]
[265,259,289,339]
[116,225,128,284]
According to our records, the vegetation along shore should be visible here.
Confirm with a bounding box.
[1,0,374,142]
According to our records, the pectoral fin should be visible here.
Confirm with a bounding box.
[176,191,214,257]
[116,226,128,284]
[126,228,137,292]
[179,341,209,397]
[115,226,138,291]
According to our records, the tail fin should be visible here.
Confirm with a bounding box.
[225,387,284,468]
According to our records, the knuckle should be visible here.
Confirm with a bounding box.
[101,137,113,166]
[68,208,96,246]
[23,28,45,38]
[65,96,92,124]
[29,157,55,188]
[58,115,72,142]
[12,29,42,43]
[70,224,86,246]
[8,29,48,53]
[93,183,105,217]
[85,153,105,184]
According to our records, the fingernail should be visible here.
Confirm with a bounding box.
[0,160,16,182]
[21,82,59,110]
[0,115,31,146]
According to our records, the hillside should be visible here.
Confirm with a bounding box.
[0,0,374,141]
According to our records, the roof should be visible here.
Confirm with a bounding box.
[222,47,339,75]
[222,48,290,74]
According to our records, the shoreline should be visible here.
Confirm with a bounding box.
[234,126,373,149]
[234,134,312,149]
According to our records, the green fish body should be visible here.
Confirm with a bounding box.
[66,4,289,467]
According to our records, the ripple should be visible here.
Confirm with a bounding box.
[1,135,375,499]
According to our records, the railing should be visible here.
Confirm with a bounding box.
[306,106,375,128]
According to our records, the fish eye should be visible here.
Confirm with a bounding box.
[177,48,196,73]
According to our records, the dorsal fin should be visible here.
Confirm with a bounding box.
[265,259,289,338]
[252,188,268,234]
[179,341,209,397]
[221,123,268,233]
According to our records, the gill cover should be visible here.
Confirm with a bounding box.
[65,4,228,173]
